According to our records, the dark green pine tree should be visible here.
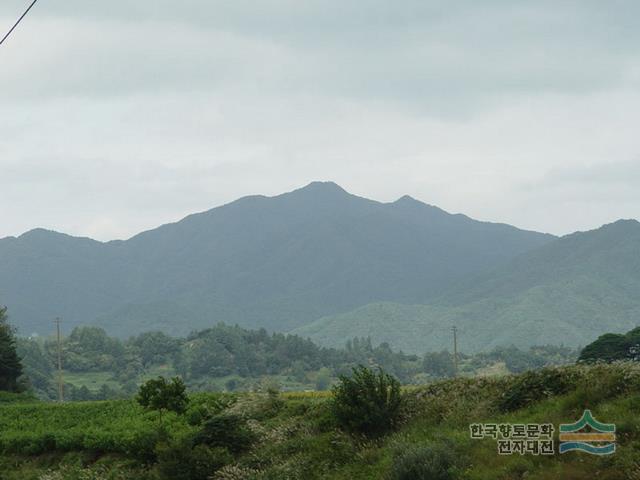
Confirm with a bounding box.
[0,307,24,392]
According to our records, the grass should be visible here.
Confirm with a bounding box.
[2,363,640,479]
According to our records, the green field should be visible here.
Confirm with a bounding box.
[1,363,640,479]
[62,372,121,393]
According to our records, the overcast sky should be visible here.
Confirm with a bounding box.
[1,1,640,240]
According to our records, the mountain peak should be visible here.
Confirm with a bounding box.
[393,195,421,205]
[282,181,353,202]
[298,181,348,194]
[569,219,640,239]
[604,218,640,229]
[19,228,64,239]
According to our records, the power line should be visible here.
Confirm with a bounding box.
[0,0,40,47]
[451,326,459,377]
[54,317,64,402]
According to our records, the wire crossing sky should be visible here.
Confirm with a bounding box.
[0,0,39,47]
[1,1,640,241]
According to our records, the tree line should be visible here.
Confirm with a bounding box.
[0,305,579,400]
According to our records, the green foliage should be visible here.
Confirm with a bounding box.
[0,399,175,460]
[498,367,578,412]
[0,391,36,403]
[15,319,580,404]
[185,393,235,426]
[389,444,456,480]
[4,364,640,479]
[129,331,180,368]
[488,345,546,373]
[297,221,640,354]
[0,307,24,393]
[331,366,402,437]
[580,327,640,363]
[193,414,256,454]
[18,323,433,400]
[422,351,455,378]
[156,438,232,480]
[62,326,125,372]
[136,377,189,423]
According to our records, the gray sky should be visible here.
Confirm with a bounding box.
[2,1,640,240]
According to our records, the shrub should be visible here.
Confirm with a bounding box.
[186,393,235,426]
[498,368,577,412]
[389,444,455,480]
[156,438,232,480]
[125,429,163,462]
[193,414,256,453]
[331,365,402,437]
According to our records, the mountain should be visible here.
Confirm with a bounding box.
[0,182,553,336]
[293,220,640,353]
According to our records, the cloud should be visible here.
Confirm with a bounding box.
[1,1,640,240]
[2,1,638,105]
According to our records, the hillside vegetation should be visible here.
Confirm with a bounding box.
[295,220,640,352]
[18,324,576,401]
[1,363,639,479]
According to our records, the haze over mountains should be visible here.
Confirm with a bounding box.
[294,219,640,352]
[0,182,553,338]
[1,181,637,353]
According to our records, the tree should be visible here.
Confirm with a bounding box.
[331,365,402,437]
[16,337,52,395]
[193,414,256,454]
[0,307,23,392]
[129,332,180,368]
[137,376,188,426]
[579,329,640,363]
[423,351,456,378]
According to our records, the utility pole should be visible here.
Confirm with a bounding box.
[54,317,64,402]
[451,326,459,377]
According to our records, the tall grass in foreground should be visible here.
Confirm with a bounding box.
[1,363,640,479]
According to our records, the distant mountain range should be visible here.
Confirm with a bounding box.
[0,182,553,338]
[3,181,638,353]
[294,219,640,352]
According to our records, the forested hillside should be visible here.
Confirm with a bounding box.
[17,324,576,401]
[295,220,640,352]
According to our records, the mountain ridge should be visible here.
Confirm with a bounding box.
[294,219,640,352]
[0,182,554,337]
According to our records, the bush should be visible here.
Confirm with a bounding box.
[125,429,163,462]
[498,368,577,412]
[331,365,402,437]
[193,414,256,453]
[186,393,235,426]
[389,444,455,480]
[156,438,233,480]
